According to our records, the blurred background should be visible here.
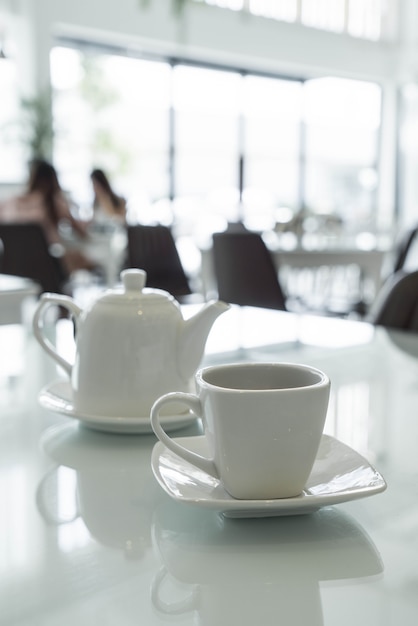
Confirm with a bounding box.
[0,0,417,307]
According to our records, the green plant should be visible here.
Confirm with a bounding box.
[77,55,131,175]
[79,57,119,111]
[20,90,53,161]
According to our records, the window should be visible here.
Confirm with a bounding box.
[173,65,241,231]
[173,64,241,197]
[242,75,302,228]
[398,84,418,228]
[51,47,171,222]
[51,42,382,236]
[0,57,25,183]
[198,0,387,41]
[303,77,381,230]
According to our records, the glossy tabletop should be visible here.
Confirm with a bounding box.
[1,305,418,625]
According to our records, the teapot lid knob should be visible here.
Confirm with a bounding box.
[121,269,146,292]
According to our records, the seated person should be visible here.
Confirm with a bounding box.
[90,168,127,225]
[0,159,95,275]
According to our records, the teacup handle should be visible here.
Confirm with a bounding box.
[33,293,82,377]
[151,392,218,479]
[151,566,197,615]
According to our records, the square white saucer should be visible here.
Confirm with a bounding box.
[151,434,387,518]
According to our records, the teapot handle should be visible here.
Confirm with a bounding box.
[33,293,82,377]
[36,465,80,525]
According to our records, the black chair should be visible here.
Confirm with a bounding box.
[392,224,418,273]
[212,230,287,310]
[126,224,192,297]
[0,222,69,294]
[366,269,418,331]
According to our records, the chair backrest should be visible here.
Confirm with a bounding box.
[367,269,418,331]
[126,224,191,297]
[212,230,287,310]
[393,224,418,273]
[0,222,68,294]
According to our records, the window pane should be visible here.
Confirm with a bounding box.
[249,0,298,21]
[301,0,346,32]
[51,47,171,221]
[399,84,418,228]
[173,65,241,226]
[348,0,382,40]
[303,77,381,228]
[201,0,385,40]
[243,75,302,228]
[0,59,25,183]
[201,0,244,9]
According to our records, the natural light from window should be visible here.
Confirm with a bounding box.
[50,44,382,236]
[0,58,25,183]
[197,0,384,40]
[303,77,381,224]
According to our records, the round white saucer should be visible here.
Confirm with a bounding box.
[39,380,197,435]
[151,434,387,518]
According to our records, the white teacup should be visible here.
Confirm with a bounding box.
[151,362,330,500]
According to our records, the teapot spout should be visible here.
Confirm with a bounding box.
[178,300,230,381]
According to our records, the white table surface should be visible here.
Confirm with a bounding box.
[1,305,418,625]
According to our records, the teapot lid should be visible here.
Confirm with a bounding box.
[98,269,174,305]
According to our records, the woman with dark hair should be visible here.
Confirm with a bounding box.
[0,159,95,274]
[91,168,127,223]
[28,159,89,239]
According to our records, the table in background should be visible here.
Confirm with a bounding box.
[62,223,128,286]
[273,247,386,312]
[1,305,418,625]
[200,241,387,313]
[0,273,39,324]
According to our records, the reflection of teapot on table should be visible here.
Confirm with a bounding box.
[37,422,202,556]
[151,503,383,626]
[33,268,229,418]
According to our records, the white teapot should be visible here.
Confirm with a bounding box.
[33,269,229,418]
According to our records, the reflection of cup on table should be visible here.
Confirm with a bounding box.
[151,503,383,626]
[151,362,330,500]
